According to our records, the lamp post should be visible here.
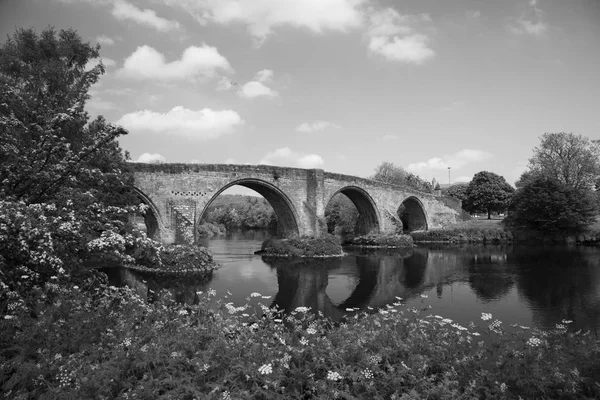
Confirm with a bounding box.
[448,166,451,189]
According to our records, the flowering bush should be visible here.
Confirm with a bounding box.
[1,283,599,399]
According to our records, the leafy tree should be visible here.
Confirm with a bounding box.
[507,177,597,231]
[325,194,358,234]
[527,132,600,191]
[464,171,514,219]
[0,27,151,293]
[444,182,469,202]
[371,162,432,193]
[0,26,134,206]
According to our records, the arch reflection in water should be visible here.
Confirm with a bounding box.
[100,233,600,332]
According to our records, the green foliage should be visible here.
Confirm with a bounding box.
[325,194,358,234]
[464,171,515,219]
[203,195,277,231]
[527,132,600,191]
[410,222,512,244]
[444,182,469,203]
[0,27,135,206]
[261,235,343,257]
[371,162,433,193]
[507,177,597,232]
[344,234,414,247]
[2,281,599,399]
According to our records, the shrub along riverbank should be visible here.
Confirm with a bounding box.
[410,218,600,244]
[1,277,599,399]
[344,234,414,248]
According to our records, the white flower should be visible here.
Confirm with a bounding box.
[327,371,342,381]
[500,382,507,392]
[362,368,374,379]
[481,313,492,321]
[527,337,542,347]
[178,309,188,316]
[295,306,310,313]
[420,294,428,298]
[561,319,573,324]
[250,292,262,297]
[306,327,317,335]
[258,363,272,375]
[299,337,309,346]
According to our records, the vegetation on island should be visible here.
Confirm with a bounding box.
[344,233,414,248]
[259,235,344,258]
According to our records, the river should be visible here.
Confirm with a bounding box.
[111,231,600,333]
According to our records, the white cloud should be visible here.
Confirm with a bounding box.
[160,0,364,40]
[96,35,115,45]
[366,8,434,64]
[296,121,340,132]
[118,45,232,81]
[508,0,547,37]
[112,1,180,32]
[255,69,274,82]
[136,153,166,163]
[237,70,278,98]
[116,106,243,140]
[407,149,492,172]
[216,77,235,91]
[259,147,324,168]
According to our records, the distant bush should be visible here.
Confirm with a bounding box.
[197,222,226,237]
[345,234,414,248]
[260,235,343,257]
[411,225,512,243]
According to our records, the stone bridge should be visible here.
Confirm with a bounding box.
[131,163,461,243]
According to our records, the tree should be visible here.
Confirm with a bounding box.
[444,182,469,202]
[527,132,600,191]
[0,27,150,290]
[464,171,515,219]
[507,177,597,231]
[0,27,134,206]
[371,162,432,193]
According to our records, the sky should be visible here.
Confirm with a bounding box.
[1,0,599,188]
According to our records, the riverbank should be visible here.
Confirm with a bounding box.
[411,219,513,244]
[411,218,600,244]
[2,279,598,399]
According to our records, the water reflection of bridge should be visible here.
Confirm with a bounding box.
[266,248,469,321]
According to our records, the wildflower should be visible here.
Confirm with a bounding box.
[208,289,216,296]
[472,332,481,336]
[362,369,374,379]
[442,318,453,324]
[420,294,428,298]
[222,391,231,400]
[481,313,492,321]
[555,324,567,330]
[178,309,188,316]
[295,306,310,313]
[500,382,507,392]
[561,319,573,324]
[346,308,355,312]
[369,355,382,364]
[122,338,132,347]
[327,371,342,381]
[250,292,262,297]
[527,337,542,347]
[258,363,273,375]
[306,327,317,335]
[299,337,309,346]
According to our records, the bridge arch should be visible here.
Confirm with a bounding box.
[327,186,380,235]
[197,178,300,237]
[397,196,428,232]
[132,187,163,240]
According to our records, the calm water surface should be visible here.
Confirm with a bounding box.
[191,231,600,333]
